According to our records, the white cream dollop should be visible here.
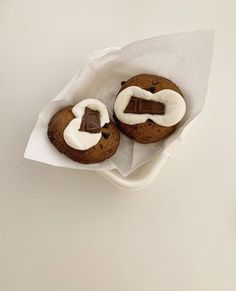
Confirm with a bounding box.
[114,86,186,127]
[63,99,109,151]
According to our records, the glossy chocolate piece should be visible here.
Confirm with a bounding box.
[124,96,165,115]
[80,107,101,133]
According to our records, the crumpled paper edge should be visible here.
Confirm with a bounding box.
[24,30,214,177]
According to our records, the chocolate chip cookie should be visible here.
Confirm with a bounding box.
[113,74,186,144]
[48,100,120,164]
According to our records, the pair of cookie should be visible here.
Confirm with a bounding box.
[48,74,186,164]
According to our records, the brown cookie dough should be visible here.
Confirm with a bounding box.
[114,74,183,144]
[48,106,120,164]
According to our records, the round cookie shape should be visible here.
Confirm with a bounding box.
[48,101,120,164]
[113,74,185,144]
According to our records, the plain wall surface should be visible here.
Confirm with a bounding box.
[0,0,236,290]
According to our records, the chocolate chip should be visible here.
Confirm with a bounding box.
[121,81,126,86]
[102,132,110,139]
[146,86,156,93]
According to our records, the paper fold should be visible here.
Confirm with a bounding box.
[24,30,214,177]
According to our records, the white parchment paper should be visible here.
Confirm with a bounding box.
[24,30,214,177]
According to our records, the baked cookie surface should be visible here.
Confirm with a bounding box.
[114,74,184,144]
[48,104,120,164]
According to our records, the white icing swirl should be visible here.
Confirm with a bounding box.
[63,99,109,151]
[114,86,186,127]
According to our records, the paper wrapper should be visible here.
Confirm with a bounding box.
[24,30,214,177]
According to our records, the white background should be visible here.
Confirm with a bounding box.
[0,0,236,290]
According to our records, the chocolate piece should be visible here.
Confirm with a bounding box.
[102,131,110,139]
[124,96,165,115]
[80,107,101,133]
[121,81,126,86]
[146,86,156,93]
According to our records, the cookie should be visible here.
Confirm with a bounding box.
[113,74,186,144]
[48,99,120,164]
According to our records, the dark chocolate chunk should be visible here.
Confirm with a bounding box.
[102,131,110,139]
[103,123,109,128]
[79,107,101,133]
[124,96,165,115]
[146,86,156,93]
